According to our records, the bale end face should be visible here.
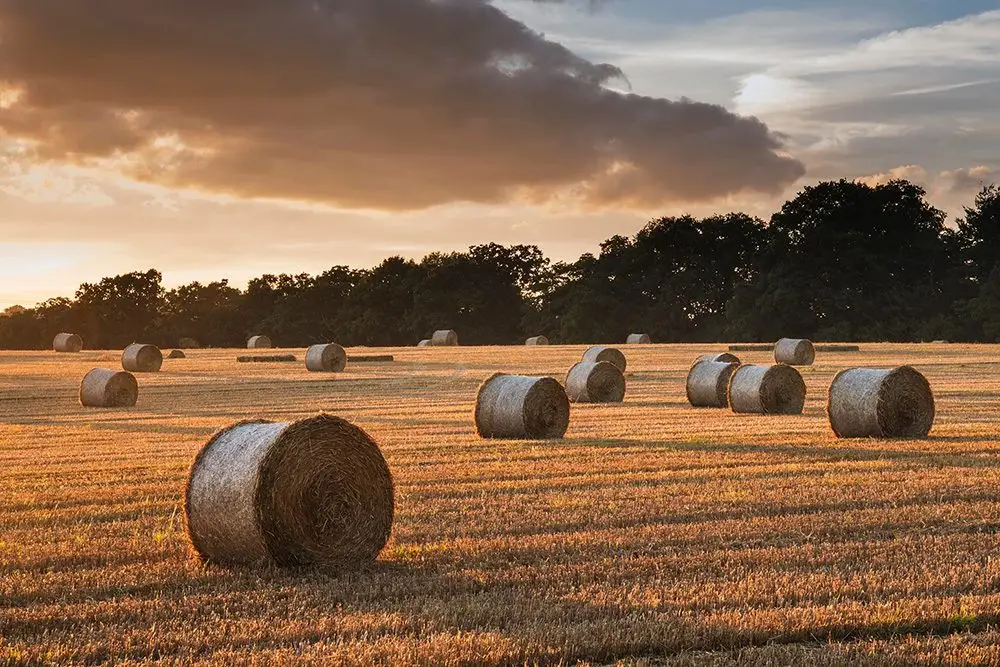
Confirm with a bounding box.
[827,366,934,439]
[79,368,138,408]
[184,414,395,570]
[475,373,570,439]
[565,361,625,403]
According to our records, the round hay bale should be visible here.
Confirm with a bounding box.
[774,338,815,365]
[581,345,627,373]
[565,361,625,403]
[122,344,163,373]
[627,333,652,344]
[686,360,740,408]
[827,366,934,439]
[79,368,138,408]
[247,335,272,349]
[53,332,84,353]
[167,349,186,359]
[526,336,549,346]
[306,343,347,373]
[178,337,201,349]
[431,330,459,346]
[417,339,431,347]
[475,374,570,439]
[728,364,806,415]
[184,414,394,569]
[693,352,740,367]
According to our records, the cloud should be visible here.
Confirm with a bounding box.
[940,165,1000,193]
[0,0,803,211]
[856,165,928,187]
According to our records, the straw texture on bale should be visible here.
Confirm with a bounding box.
[693,352,740,366]
[167,349,186,359]
[184,414,394,570]
[417,339,431,347]
[237,355,297,363]
[247,335,272,349]
[774,338,815,365]
[582,345,627,373]
[305,343,347,373]
[122,344,163,373]
[475,374,570,439]
[431,330,459,346]
[53,332,83,353]
[828,366,935,439]
[815,344,861,352]
[686,360,740,408]
[728,364,806,415]
[565,361,625,403]
[79,368,138,408]
[178,337,200,349]
[526,336,549,346]
[626,333,652,344]
[729,344,773,352]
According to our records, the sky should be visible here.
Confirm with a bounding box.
[0,0,998,307]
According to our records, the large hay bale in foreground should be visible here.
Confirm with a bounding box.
[431,330,459,346]
[693,352,740,366]
[728,364,806,415]
[774,338,815,365]
[565,361,625,403]
[582,345,627,373]
[417,339,431,347]
[475,374,570,439]
[306,343,347,373]
[168,349,186,359]
[828,366,934,439]
[53,333,84,353]
[247,335,272,349]
[79,368,138,408]
[686,360,740,408]
[122,344,163,373]
[526,336,549,346]
[626,333,652,344]
[184,414,394,569]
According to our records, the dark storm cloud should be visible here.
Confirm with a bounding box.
[0,0,804,209]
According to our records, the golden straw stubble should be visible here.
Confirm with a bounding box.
[184,414,394,570]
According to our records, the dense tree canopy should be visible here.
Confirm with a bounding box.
[3,179,1000,349]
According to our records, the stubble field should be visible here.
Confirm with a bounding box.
[2,344,1000,666]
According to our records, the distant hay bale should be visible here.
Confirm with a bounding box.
[122,344,163,373]
[626,333,652,344]
[815,344,861,353]
[79,368,138,408]
[167,350,186,359]
[582,345,627,373]
[53,333,84,353]
[693,352,740,366]
[247,335,272,349]
[828,366,934,439]
[184,414,394,570]
[431,330,459,346]
[565,361,625,403]
[475,374,570,439]
[526,336,549,346]
[237,354,297,363]
[728,344,773,352]
[686,360,740,408]
[774,338,815,365]
[417,339,431,347]
[178,337,201,349]
[728,364,806,415]
[306,343,347,373]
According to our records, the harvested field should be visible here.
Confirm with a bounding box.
[2,343,1000,665]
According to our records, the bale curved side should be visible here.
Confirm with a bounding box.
[431,330,459,346]
[686,361,739,408]
[122,344,163,373]
[581,345,627,373]
[774,338,815,365]
[526,336,549,346]
[827,366,934,438]
[729,364,806,415]
[693,352,740,367]
[475,374,569,439]
[184,414,394,569]
[565,361,625,403]
[79,368,138,408]
[53,333,84,353]
[626,333,652,344]
[247,335,272,349]
[305,343,347,372]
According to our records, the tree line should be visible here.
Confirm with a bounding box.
[4,178,1000,349]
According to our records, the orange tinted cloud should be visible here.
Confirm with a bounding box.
[0,0,804,211]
